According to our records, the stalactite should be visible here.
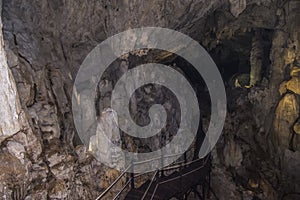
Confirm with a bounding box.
[249,29,264,87]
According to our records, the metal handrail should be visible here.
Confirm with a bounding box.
[162,157,205,171]
[112,178,132,200]
[133,153,183,165]
[95,164,132,200]
[111,170,160,200]
[150,156,210,200]
[150,166,203,200]
[96,151,203,200]
[163,156,209,184]
[150,165,208,200]
[111,172,148,200]
[150,183,159,200]
[141,170,159,200]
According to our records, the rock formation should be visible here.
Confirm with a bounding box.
[0,0,299,199]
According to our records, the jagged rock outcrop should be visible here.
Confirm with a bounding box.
[274,93,299,148]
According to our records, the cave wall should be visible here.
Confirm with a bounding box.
[0,0,299,199]
[0,1,23,142]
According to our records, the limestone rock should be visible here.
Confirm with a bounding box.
[89,108,125,171]
[293,121,300,135]
[0,15,36,193]
[229,73,250,88]
[47,152,67,168]
[284,48,296,65]
[0,150,28,199]
[25,189,48,200]
[75,145,88,163]
[282,150,300,187]
[11,182,28,200]
[274,93,299,148]
[292,120,300,151]
[100,168,125,200]
[279,81,287,96]
[211,166,242,200]
[49,179,68,199]
[0,0,297,199]
[290,66,300,77]
[10,56,36,107]
[292,134,300,152]
[286,77,300,95]
[0,151,27,180]
[7,141,25,164]
[4,47,18,68]
[260,178,278,200]
[51,162,74,180]
[31,161,48,181]
[249,30,263,86]
[229,0,247,17]
[18,130,42,162]
[0,7,22,142]
[224,138,243,167]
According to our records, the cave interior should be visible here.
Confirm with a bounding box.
[0,0,300,200]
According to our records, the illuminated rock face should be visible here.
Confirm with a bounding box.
[274,93,299,148]
[286,77,300,95]
[0,7,21,142]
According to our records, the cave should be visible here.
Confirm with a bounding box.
[0,0,300,200]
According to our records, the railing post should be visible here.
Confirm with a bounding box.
[207,155,212,198]
[184,194,188,200]
[130,159,135,189]
[207,170,211,198]
[180,170,183,195]
[160,153,164,177]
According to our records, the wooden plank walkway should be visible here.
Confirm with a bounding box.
[124,158,211,200]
